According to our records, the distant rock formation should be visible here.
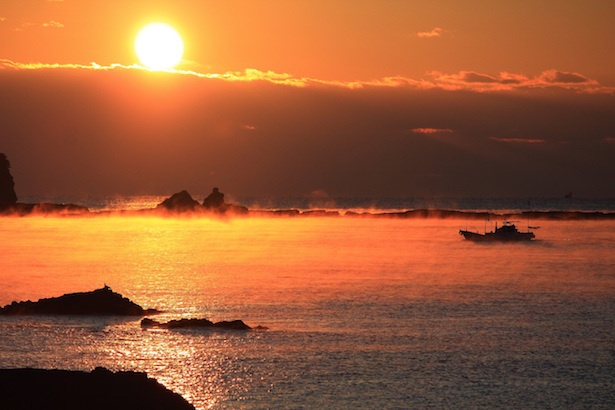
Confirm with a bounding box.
[156,190,201,212]
[155,188,249,215]
[202,187,225,210]
[141,317,265,330]
[0,286,160,316]
[0,153,18,207]
[0,367,195,410]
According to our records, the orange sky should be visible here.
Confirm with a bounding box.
[2,0,614,84]
[1,1,614,199]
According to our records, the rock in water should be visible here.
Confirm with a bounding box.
[202,187,225,210]
[0,367,195,410]
[0,153,18,207]
[0,286,160,316]
[156,190,201,212]
[141,317,254,330]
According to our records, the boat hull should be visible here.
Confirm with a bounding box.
[459,229,535,242]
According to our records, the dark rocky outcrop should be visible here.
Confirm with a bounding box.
[141,317,265,330]
[155,188,249,215]
[0,367,194,410]
[156,190,201,212]
[201,187,249,214]
[202,187,225,209]
[0,286,160,316]
[0,152,18,207]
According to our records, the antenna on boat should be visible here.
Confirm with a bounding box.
[526,199,540,230]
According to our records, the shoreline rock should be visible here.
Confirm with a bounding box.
[0,367,194,410]
[0,286,160,316]
[154,189,249,215]
[141,317,267,330]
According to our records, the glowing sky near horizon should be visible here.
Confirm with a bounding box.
[1,0,614,198]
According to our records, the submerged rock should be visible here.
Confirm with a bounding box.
[141,317,262,330]
[0,367,194,410]
[0,286,160,316]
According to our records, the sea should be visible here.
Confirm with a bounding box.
[1,196,614,409]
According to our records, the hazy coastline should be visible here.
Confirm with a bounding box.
[4,194,615,220]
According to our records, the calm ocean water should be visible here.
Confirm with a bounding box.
[1,197,614,408]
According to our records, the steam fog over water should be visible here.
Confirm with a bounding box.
[18,195,615,213]
[1,203,614,408]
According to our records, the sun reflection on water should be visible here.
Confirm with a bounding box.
[1,216,614,408]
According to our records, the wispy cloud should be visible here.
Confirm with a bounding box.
[490,137,545,144]
[0,59,612,95]
[537,69,592,84]
[429,70,606,92]
[417,27,443,38]
[42,20,64,28]
[411,128,454,135]
[17,20,64,30]
[0,60,138,71]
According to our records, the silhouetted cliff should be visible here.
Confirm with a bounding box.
[0,153,18,207]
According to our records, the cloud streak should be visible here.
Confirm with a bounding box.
[428,70,606,92]
[417,27,444,38]
[0,59,612,95]
[411,128,454,135]
[42,20,64,28]
[490,137,546,144]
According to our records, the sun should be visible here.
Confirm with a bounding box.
[135,23,184,71]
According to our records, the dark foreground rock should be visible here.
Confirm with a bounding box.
[141,317,266,330]
[0,286,160,316]
[0,367,194,410]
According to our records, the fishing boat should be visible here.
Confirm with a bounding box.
[459,221,535,242]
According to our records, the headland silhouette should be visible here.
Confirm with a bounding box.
[0,286,160,316]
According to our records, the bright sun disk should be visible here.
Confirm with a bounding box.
[135,23,184,71]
